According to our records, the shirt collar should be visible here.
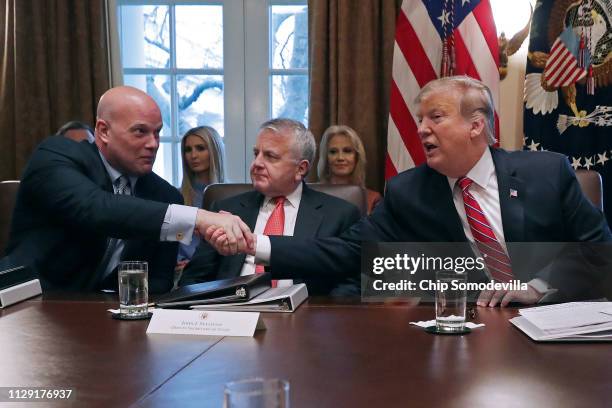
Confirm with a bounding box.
[98,151,138,190]
[263,182,303,209]
[447,148,494,191]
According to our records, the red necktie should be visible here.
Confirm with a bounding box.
[255,197,286,286]
[458,177,513,282]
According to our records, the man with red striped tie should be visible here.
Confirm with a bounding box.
[207,77,611,307]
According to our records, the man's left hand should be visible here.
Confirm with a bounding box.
[477,285,544,307]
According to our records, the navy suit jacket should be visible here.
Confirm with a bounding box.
[179,184,361,295]
[2,136,182,293]
[268,148,612,300]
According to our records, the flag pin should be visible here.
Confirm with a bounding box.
[509,189,518,198]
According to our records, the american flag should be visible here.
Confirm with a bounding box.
[386,0,500,179]
[543,26,589,88]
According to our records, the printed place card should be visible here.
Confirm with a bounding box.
[146,309,266,337]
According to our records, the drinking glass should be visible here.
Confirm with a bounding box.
[118,261,148,318]
[224,378,289,408]
[435,270,467,331]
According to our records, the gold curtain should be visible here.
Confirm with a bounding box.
[308,0,402,191]
[0,0,109,180]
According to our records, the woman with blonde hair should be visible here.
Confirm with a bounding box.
[317,125,382,214]
[177,125,227,268]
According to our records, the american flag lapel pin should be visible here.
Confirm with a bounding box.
[509,189,518,198]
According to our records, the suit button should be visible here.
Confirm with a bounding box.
[176,232,184,240]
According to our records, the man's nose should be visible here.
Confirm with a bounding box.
[145,134,159,149]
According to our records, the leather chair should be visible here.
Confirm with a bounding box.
[0,180,20,254]
[202,183,368,216]
[575,170,603,211]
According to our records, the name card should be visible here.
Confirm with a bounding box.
[146,309,265,337]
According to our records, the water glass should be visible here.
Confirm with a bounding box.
[118,261,148,318]
[435,270,467,331]
[224,378,289,408]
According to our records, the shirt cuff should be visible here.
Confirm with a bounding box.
[160,204,198,244]
[255,234,271,265]
[528,278,558,302]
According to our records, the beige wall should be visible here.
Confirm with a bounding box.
[499,46,529,151]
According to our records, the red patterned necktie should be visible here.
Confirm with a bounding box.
[458,177,513,282]
[255,197,286,286]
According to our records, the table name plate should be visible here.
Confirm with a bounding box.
[146,309,265,337]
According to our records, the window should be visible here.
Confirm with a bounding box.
[113,0,308,185]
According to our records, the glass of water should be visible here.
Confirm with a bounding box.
[435,270,467,332]
[118,261,149,319]
[224,378,289,408]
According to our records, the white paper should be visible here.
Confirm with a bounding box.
[518,302,612,332]
[409,319,485,329]
[146,309,264,337]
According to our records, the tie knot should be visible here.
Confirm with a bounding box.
[458,177,473,192]
[273,196,286,206]
[115,175,131,195]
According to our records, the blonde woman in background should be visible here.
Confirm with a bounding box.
[176,126,227,276]
[317,125,382,214]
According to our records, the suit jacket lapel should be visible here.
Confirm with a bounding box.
[293,184,324,237]
[427,168,467,242]
[491,148,525,242]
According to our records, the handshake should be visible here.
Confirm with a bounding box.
[195,209,256,256]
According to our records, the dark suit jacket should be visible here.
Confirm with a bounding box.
[179,184,361,295]
[2,136,182,293]
[268,148,612,300]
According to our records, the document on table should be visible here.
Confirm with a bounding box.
[510,302,612,341]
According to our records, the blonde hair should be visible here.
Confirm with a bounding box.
[180,126,226,206]
[415,75,496,144]
[317,125,366,186]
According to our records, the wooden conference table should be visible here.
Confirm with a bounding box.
[0,293,610,408]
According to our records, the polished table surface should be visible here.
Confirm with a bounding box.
[0,294,610,408]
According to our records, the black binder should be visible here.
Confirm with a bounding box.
[156,273,271,308]
[0,265,37,290]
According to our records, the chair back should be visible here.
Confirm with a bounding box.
[575,170,603,211]
[202,183,367,216]
[0,180,20,253]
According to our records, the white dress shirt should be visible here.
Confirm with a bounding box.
[240,183,303,285]
[447,149,552,295]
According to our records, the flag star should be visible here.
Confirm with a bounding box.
[438,10,450,26]
[522,137,527,146]
[539,146,547,151]
[584,156,593,170]
[527,140,540,151]
[462,0,470,5]
[571,157,582,170]
[597,152,608,165]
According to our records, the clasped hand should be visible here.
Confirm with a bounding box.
[195,209,254,254]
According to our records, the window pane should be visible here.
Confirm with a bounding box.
[120,5,170,68]
[123,74,172,137]
[270,5,308,69]
[176,5,223,69]
[271,74,308,124]
[177,75,224,137]
[153,142,174,184]
[175,142,184,187]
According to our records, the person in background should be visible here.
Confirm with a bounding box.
[317,125,382,214]
[55,120,95,143]
[175,126,227,278]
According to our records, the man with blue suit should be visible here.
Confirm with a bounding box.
[2,86,251,293]
[206,77,611,305]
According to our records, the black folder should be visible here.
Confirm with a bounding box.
[0,265,37,291]
[156,273,271,308]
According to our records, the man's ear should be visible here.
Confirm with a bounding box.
[296,160,310,179]
[469,115,486,140]
[96,119,110,144]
